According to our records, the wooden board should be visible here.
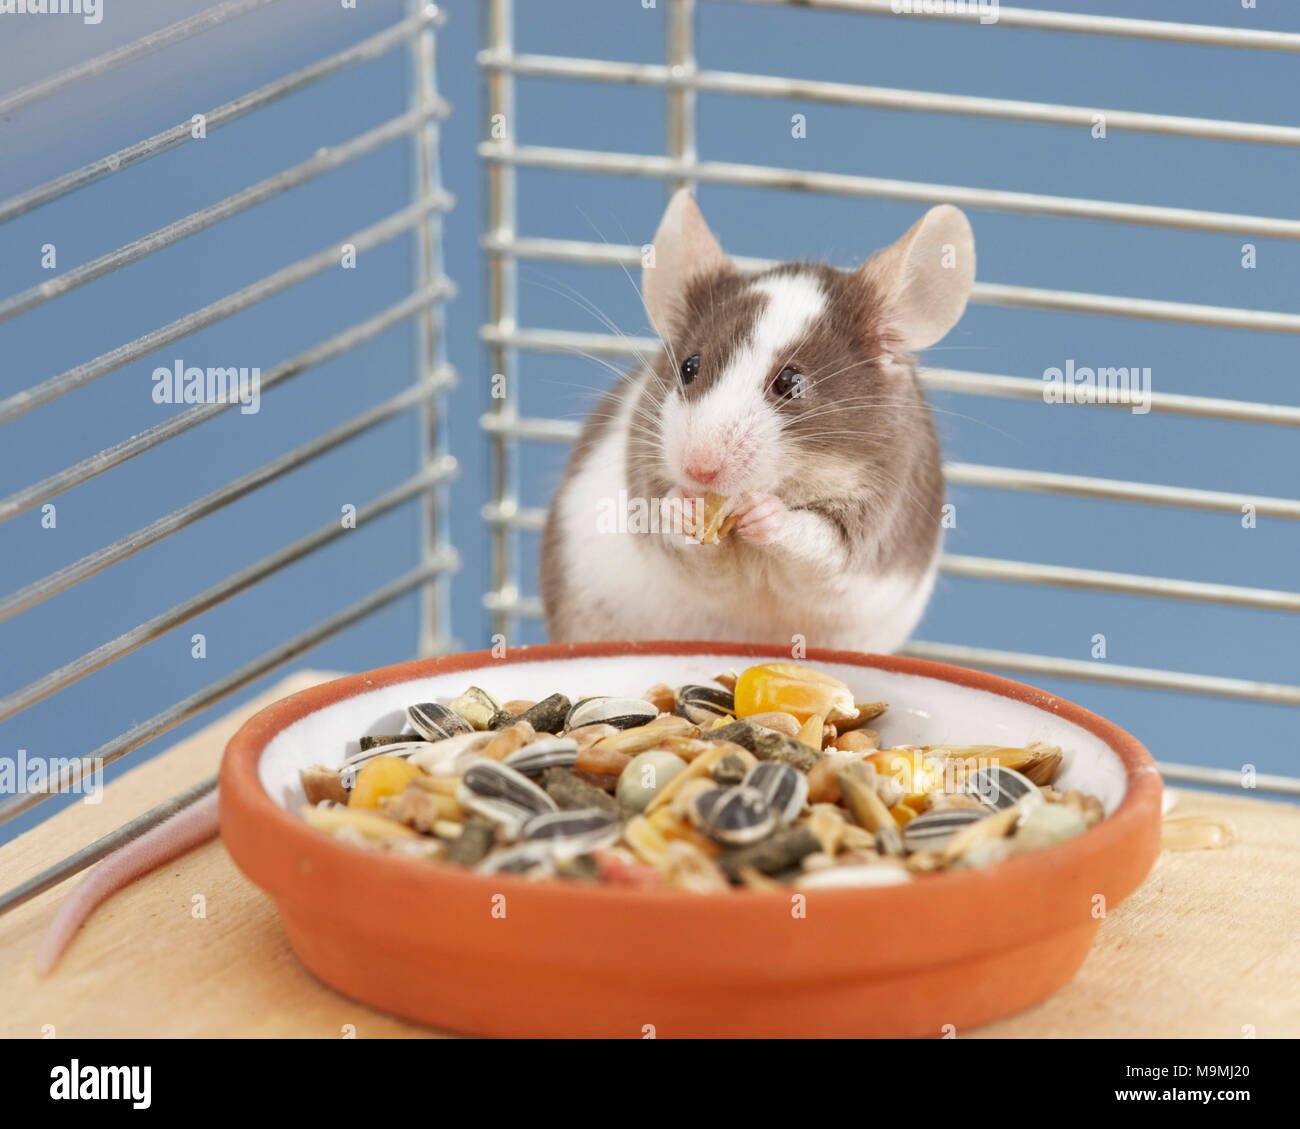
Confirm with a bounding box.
[2,672,1297,1037]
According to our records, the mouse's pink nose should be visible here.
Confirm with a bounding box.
[683,458,720,485]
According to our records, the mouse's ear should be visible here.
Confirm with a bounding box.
[860,205,975,353]
[643,189,728,337]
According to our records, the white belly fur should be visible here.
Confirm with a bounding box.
[554,385,937,653]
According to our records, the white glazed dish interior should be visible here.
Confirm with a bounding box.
[259,651,1129,816]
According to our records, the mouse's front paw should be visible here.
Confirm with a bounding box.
[731,492,789,545]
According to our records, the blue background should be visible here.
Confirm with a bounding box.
[0,0,1296,845]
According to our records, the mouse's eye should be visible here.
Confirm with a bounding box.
[679,354,700,385]
[771,366,804,399]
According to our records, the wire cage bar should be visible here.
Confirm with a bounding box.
[0,0,283,121]
[477,0,1300,797]
[723,0,1300,52]
[0,2,460,914]
[0,7,441,226]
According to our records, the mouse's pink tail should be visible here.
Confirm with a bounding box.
[36,790,220,975]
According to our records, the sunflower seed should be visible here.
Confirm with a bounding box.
[964,764,1038,811]
[453,788,533,839]
[504,736,579,777]
[564,696,658,731]
[901,808,989,853]
[522,809,622,856]
[462,759,557,816]
[674,684,735,725]
[408,702,474,741]
[523,807,619,839]
[343,739,431,772]
[688,785,777,847]
[477,841,555,876]
[940,805,1022,863]
[742,761,808,824]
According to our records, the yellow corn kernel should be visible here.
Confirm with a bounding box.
[868,749,945,808]
[889,804,916,827]
[349,755,422,808]
[796,712,826,751]
[733,662,857,724]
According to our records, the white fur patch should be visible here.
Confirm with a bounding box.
[712,272,827,405]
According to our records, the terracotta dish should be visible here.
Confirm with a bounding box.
[220,642,1162,1037]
